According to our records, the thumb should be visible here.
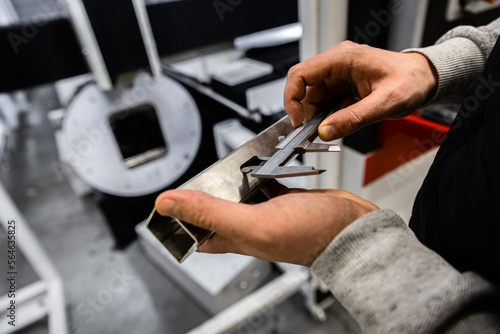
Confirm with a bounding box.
[318,90,391,141]
[155,189,255,238]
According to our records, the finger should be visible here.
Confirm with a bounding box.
[284,74,305,127]
[284,43,360,127]
[155,190,257,238]
[284,58,336,127]
[318,89,392,141]
[301,84,331,123]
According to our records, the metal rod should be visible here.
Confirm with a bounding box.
[63,0,113,90]
[146,117,294,263]
[0,183,67,334]
[131,0,163,77]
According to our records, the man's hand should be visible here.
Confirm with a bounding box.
[155,182,378,267]
[285,41,438,141]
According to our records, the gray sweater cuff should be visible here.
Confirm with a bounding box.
[404,38,485,106]
[402,18,500,106]
[310,209,496,333]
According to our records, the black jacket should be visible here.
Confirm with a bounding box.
[410,37,500,286]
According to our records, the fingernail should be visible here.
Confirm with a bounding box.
[158,199,179,218]
[319,125,338,140]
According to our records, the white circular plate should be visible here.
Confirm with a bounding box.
[62,73,202,197]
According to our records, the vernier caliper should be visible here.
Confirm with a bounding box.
[146,111,340,263]
[241,111,340,178]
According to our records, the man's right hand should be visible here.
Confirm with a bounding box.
[284,41,438,141]
[155,181,378,267]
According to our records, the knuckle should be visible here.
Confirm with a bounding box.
[287,64,302,78]
[333,40,357,52]
[195,211,216,232]
[177,192,212,228]
[338,40,355,48]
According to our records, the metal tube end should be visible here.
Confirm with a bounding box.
[145,209,212,263]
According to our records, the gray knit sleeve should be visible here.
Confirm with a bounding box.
[403,17,500,105]
[311,209,500,333]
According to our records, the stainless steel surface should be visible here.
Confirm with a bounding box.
[146,116,294,263]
